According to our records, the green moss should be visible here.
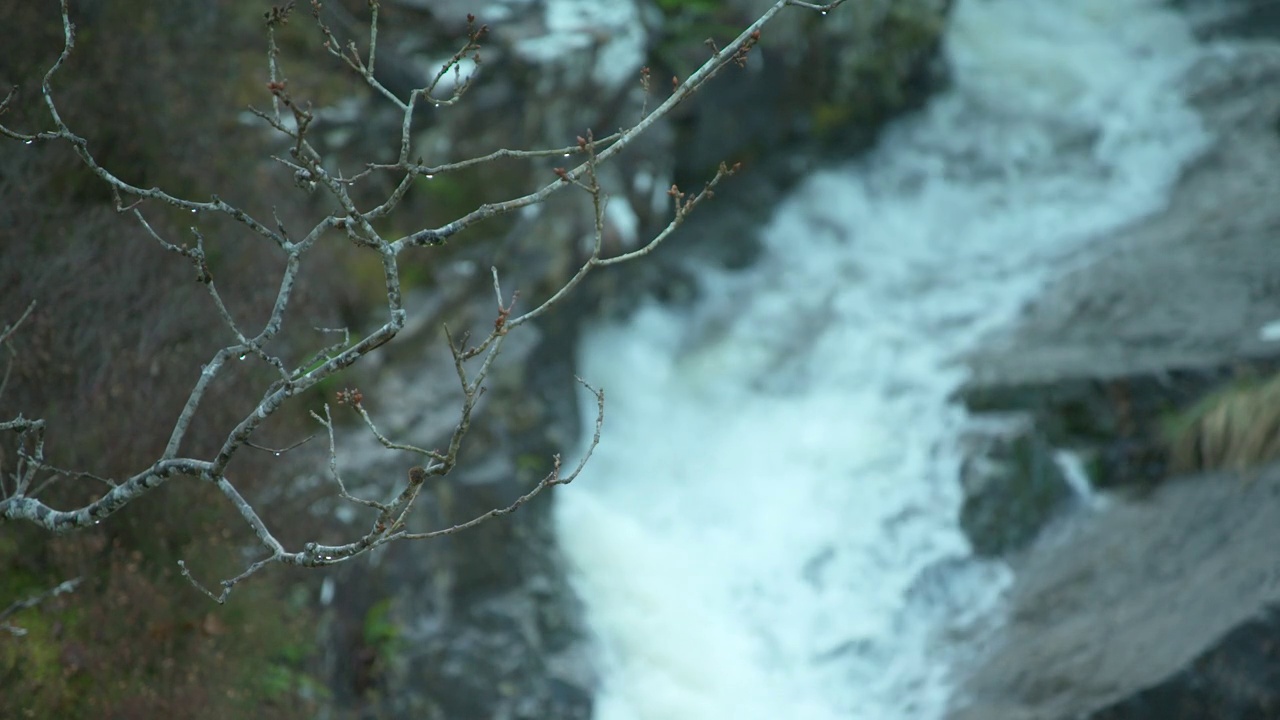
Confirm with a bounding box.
[516,453,553,483]
[0,610,61,675]
[363,597,402,658]
[257,650,329,704]
[836,4,945,124]
[812,102,855,135]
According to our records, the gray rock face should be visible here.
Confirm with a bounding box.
[949,469,1280,720]
[1088,603,1280,720]
[963,42,1280,387]
[948,38,1280,720]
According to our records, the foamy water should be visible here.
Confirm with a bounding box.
[556,1,1209,717]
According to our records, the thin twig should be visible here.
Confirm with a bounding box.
[0,300,36,346]
[0,577,83,636]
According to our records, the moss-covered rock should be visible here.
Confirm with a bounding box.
[651,0,953,179]
[958,415,1074,557]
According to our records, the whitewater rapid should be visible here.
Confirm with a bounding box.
[556,1,1210,718]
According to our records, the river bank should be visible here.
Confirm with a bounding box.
[949,25,1280,720]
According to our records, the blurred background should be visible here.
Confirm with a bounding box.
[3,1,1280,719]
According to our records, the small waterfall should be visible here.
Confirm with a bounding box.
[556,1,1209,717]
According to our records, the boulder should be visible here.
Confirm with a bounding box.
[1089,602,1280,720]
[948,467,1280,720]
[957,414,1075,557]
[663,0,953,176]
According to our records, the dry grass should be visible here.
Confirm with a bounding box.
[1167,371,1280,474]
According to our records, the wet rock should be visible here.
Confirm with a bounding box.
[957,414,1075,557]
[667,0,952,178]
[1177,0,1280,41]
[1088,602,1280,720]
[948,466,1280,720]
[957,366,1280,492]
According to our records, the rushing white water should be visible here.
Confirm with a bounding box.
[555,1,1209,718]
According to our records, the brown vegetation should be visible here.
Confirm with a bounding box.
[0,1,339,714]
[1167,371,1280,475]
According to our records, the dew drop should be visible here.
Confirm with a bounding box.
[24,139,34,145]
[274,451,281,457]
[191,208,198,213]
[821,10,827,15]
[563,153,571,158]
[425,174,435,180]
[238,353,247,361]
[433,103,441,108]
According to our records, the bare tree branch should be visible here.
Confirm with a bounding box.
[0,0,848,601]
[0,300,36,405]
[0,300,35,347]
[0,576,83,637]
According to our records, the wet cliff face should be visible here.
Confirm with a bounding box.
[949,33,1280,720]
[302,1,955,717]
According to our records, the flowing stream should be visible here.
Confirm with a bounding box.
[556,1,1209,717]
